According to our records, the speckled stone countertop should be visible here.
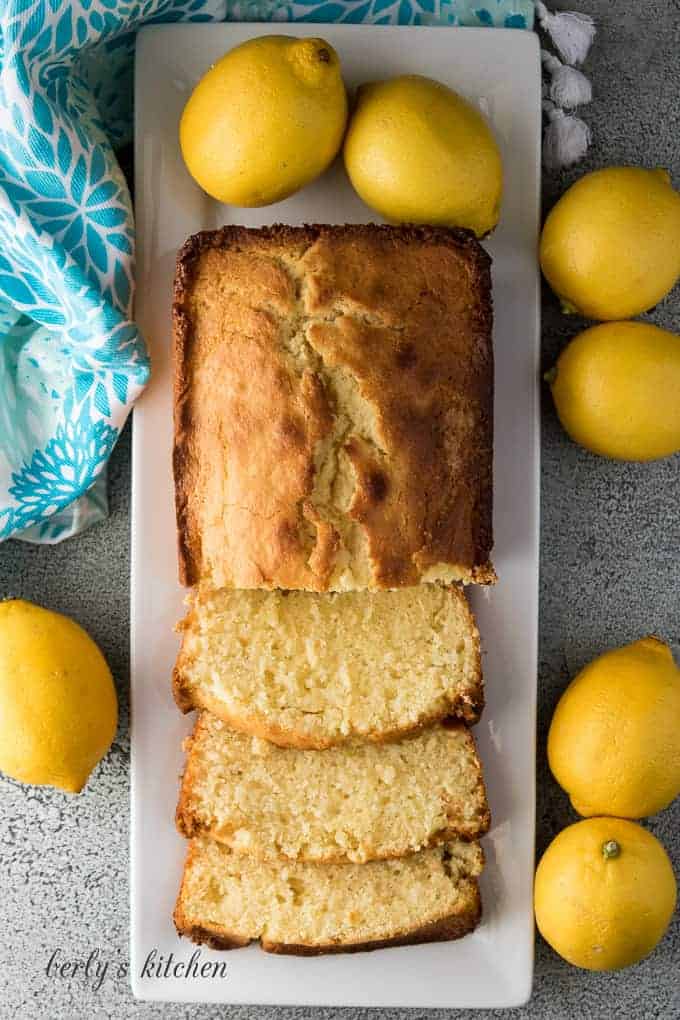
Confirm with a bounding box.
[1,2,679,1017]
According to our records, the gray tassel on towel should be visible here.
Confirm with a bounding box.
[537,4,596,169]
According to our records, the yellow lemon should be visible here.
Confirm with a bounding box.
[343,75,503,237]
[0,599,117,794]
[548,637,680,819]
[180,35,347,207]
[548,321,680,461]
[540,166,680,320]
[535,818,676,971]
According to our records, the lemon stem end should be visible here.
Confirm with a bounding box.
[602,840,621,860]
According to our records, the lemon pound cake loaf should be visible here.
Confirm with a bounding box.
[174,837,484,954]
[173,223,494,592]
[177,714,490,862]
[173,584,483,747]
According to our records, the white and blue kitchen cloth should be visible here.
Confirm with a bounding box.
[0,0,584,543]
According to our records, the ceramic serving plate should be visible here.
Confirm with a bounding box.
[131,22,541,1007]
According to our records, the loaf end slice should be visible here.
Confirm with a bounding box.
[173,584,483,748]
[174,838,484,955]
[173,223,494,592]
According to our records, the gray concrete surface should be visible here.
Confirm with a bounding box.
[1,2,679,1017]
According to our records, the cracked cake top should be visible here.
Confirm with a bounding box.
[172,224,494,591]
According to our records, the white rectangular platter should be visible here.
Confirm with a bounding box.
[132,22,540,1008]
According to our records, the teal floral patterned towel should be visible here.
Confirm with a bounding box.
[0,0,533,544]
[270,0,533,27]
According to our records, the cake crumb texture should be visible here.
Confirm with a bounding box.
[173,583,483,747]
[174,836,484,953]
[177,713,490,862]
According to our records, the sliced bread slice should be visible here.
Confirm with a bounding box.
[177,713,489,863]
[174,836,484,954]
[173,584,483,749]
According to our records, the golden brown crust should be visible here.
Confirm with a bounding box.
[172,664,197,715]
[173,919,251,952]
[173,224,494,591]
